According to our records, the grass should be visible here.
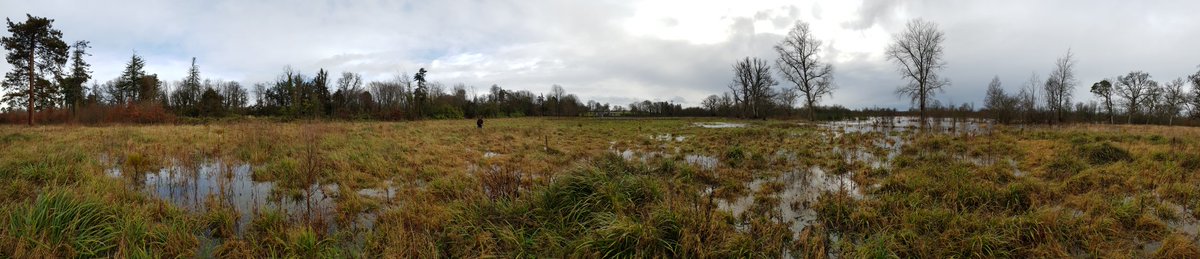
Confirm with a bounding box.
[0,117,1198,257]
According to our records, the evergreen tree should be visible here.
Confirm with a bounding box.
[2,14,70,125]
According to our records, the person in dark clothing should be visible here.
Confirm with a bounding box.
[477,117,484,129]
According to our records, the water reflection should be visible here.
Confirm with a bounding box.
[103,157,387,235]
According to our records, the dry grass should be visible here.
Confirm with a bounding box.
[0,118,1197,257]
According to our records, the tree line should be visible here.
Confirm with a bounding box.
[2,15,699,124]
[4,14,1200,126]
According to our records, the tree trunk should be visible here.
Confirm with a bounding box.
[27,39,37,126]
[919,87,927,127]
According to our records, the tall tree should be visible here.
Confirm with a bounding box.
[2,14,69,126]
[311,68,331,116]
[729,57,777,119]
[886,19,948,123]
[549,84,565,116]
[1116,71,1155,124]
[1190,70,1200,119]
[1043,49,1077,124]
[118,53,149,103]
[774,20,834,121]
[1090,79,1115,124]
[170,57,202,114]
[1161,78,1188,125]
[412,68,429,118]
[60,40,90,115]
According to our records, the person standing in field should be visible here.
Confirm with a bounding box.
[477,117,484,129]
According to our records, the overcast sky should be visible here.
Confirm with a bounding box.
[3,0,1199,109]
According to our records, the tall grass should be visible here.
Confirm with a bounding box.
[3,190,118,257]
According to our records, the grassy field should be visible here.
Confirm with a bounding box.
[1,117,1198,257]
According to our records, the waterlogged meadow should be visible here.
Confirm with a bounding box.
[1,117,1198,257]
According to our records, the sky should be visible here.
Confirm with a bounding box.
[2,0,1199,109]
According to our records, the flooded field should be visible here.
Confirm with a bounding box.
[2,117,1198,257]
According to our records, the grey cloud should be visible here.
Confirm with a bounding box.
[842,0,900,30]
[2,0,1199,110]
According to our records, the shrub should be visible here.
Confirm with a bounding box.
[1077,142,1133,165]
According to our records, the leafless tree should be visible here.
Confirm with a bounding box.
[1043,49,1076,124]
[1161,78,1189,125]
[984,76,1016,123]
[1018,73,1040,123]
[1116,71,1155,124]
[886,19,948,123]
[774,20,834,121]
[1190,70,1200,118]
[702,94,721,115]
[729,57,777,119]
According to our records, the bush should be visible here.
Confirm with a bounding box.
[430,104,464,119]
[1077,142,1133,165]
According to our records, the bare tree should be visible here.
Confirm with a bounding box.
[701,94,721,115]
[1190,70,1200,118]
[774,20,834,121]
[984,76,1016,123]
[1116,71,1155,124]
[1018,72,1040,123]
[1090,79,1115,124]
[1161,78,1188,125]
[1142,82,1164,124]
[729,57,777,119]
[886,19,948,123]
[1043,49,1076,124]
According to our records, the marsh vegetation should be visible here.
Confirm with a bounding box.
[1,117,1198,257]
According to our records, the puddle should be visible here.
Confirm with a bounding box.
[654,134,687,142]
[694,122,746,128]
[823,116,992,136]
[685,154,719,171]
[103,157,387,236]
[717,167,862,233]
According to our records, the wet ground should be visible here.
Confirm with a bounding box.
[97,117,1198,253]
[101,156,392,236]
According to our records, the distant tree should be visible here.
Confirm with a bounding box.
[1142,82,1164,124]
[701,94,721,115]
[886,19,948,123]
[984,76,1016,123]
[412,68,429,118]
[1116,71,1155,124]
[1190,70,1200,118]
[1043,49,1076,124]
[1090,79,1115,124]
[218,81,247,113]
[1018,72,1041,123]
[198,86,224,117]
[58,40,90,116]
[774,20,834,121]
[1161,78,1188,125]
[2,14,69,125]
[333,72,364,116]
[137,74,160,103]
[729,57,777,119]
[170,57,202,115]
[310,68,331,116]
[549,84,566,116]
